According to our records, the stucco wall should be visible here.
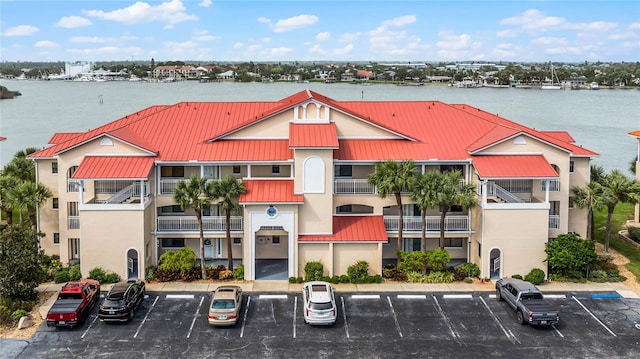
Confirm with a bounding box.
[298,243,331,277]
[333,243,381,275]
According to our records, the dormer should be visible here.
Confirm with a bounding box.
[293,100,330,124]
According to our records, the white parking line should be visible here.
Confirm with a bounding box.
[186,296,204,339]
[352,294,380,299]
[443,294,473,299]
[341,296,350,338]
[259,294,288,299]
[80,314,99,339]
[479,296,520,344]
[431,295,463,345]
[166,294,194,299]
[572,296,617,337]
[386,296,403,338]
[239,295,251,338]
[292,296,297,339]
[134,295,159,338]
[397,294,426,299]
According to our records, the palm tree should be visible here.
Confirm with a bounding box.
[571,181,607,240]
[0,175,19,225]
[8,181,52,228]
[410,171,440,252]
[430,170,477,249]
[210,175,246,271]
[368,160,417,255]
[600,170,640,252]
[173,175,214,279]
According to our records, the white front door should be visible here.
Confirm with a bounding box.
[204,239,213,259]
[216,238,223,258]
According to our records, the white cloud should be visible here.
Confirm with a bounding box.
[497,29,517,38]
[1,25,39,37]
[34,40,59,48]
[308,44,327,55]
[69,36,110,44]
[233,42,244,49]
[332,44,353,56]
[193,30,218,41]
[435,31,482,59]
[262,37,271,43]
[316,32,331,41]
[569,21,617,32]
[531,37,568,46]
[382,15,416,27]
[56,16,92,29]
[264,46,293,57]
[500,9,565,32]
[82,0,197,29]
[257,17,271,24]
[272,14,318,33]
[629,23,640,30]
[339,32,361,42]
[198,0,212,7]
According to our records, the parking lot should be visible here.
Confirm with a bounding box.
[11,291,640,358]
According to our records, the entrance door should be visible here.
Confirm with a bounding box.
[126,249,139,280]
[204,239,213,259]
[489,248,501,279]
[216,238,223,258]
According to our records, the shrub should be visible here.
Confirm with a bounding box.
[382,263,398,279]
[88,267,107,283]
[339,275,349,283]
[330,275,340,284]
[11,309,27,324]
[511,274,523,280]
[524,268,545,285]
[397,250,427,274]
[628,226,640,242]
[463,277,474,284]
[347,260,370,283]
[426,249,451,271]
[219,269,233,280]
[145,266,157,282]
[394,272,408,282]
[54,268,70,283]
[233,264,244,280]
[206,265,227,280]
[296,276,303,283]
[68,264,82,281]
[457,263,480,278]
[288,276,297,283]
[0,305,10,324]
[158,247,196,277]
[304,261,324,282]
[370,275,382,283]
[105,273,120,283]
[407,272,425,283]
[424,271,455,283]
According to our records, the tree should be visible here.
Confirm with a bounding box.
[600,170,640,252]
[0,225,46,300]
[0,175,19,225]
[411,171,441,251]
[545,233,597,278]
[210,175,246,271]
[173,175,214,279]
[368,160,417,258]
[430,170,477,249]
[7,181,52,227]
[571,181,608,240]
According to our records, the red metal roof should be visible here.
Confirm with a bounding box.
[298,216,388,242]
[473,155,559,179]
[48,132,83,144]
[239,180,304,204]
[72,156,155,179]
[629,130,640,137]
[289,123,339,148]
[0,136,5,141]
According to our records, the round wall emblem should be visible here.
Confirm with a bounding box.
[266,205,278,218]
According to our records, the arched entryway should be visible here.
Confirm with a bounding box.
[126,248,140,280]
[489,248,502,279]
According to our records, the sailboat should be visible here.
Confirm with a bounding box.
[541,64,562,90]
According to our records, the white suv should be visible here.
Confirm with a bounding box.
[302,281,337,325]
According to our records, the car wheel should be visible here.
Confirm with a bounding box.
[516,311,526,325]
[129,309,134,321]
[496,289,503,301]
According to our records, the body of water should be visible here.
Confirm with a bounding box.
[1,80,638,173]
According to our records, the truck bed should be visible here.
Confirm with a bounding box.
[47,299,83,315]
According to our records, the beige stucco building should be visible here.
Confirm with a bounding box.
[30,90,596,281]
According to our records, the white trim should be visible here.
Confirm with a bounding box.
[249,210,295,280]
[125,247,140,280]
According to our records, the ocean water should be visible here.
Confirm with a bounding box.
[0,79,638,173]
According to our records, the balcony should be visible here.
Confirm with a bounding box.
[383,215,470,232]
[159,178,219,195]
[68,216,80,230]
[157,215,243,232]
[334,179,375,194]
[548,215,559,229]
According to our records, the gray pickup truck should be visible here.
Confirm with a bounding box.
[495,278,559,326]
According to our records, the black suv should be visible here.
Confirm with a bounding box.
[99,280,145,322]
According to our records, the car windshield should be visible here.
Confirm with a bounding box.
[212,299,236,309]
[102,299,124,307]
[310,301,333,310]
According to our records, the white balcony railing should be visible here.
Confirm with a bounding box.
[334,179,375,194]
[383,215,469,232]
[159,178,220,194]
[549,215,559,229]
[541,180,560,192]
[68,216,80,229]
[157,215,243,232]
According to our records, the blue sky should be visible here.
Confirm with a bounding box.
[0,0,638,63]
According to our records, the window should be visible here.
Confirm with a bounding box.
[403,238,421,252]
[52,161,58,174]
[336,205,352,214]
[161,238,185,248]
[272,165,280,175]
[272,236,280,245]
[161,166,184,177]
[232,166,241,175]
[70,238,80,259]
[53,233,60,245]
[233,238,242,245]
[161,205,184,214]
[335,165,352,177]
[568,197,574,209]
[478,243,481,257]
[444,238,464,248]
[569,161,575,173]
[52,198,59,209]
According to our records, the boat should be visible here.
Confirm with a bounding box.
[456,77,480,88]
[590,82,599,90]
[541,64,562,90]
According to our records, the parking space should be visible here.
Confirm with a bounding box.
[15,291,640,358]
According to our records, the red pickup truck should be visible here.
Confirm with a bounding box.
[46,279,101,328]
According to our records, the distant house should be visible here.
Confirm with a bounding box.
[216,70,236,80]
[153,65,198,79]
